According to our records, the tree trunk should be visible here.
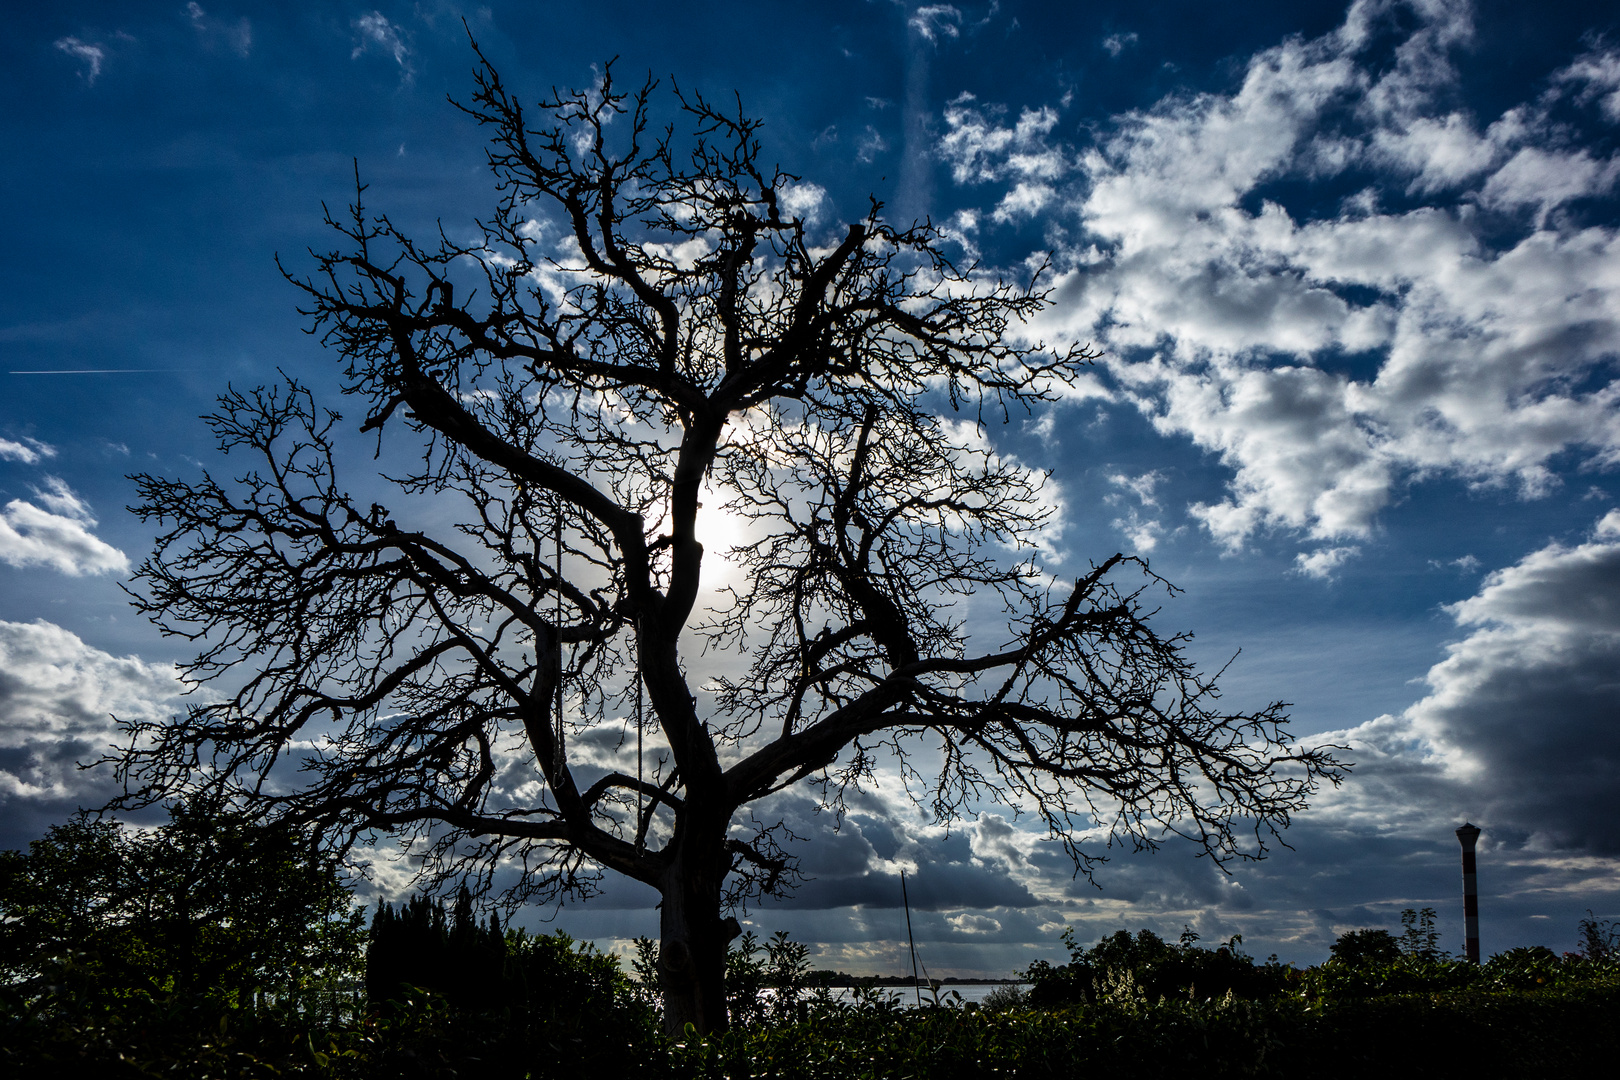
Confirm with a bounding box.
[657,818,735,1034]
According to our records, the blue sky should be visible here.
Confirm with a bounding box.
[4,0,1619,976]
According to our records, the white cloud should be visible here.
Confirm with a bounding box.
[908,4,962,44]
[1478,147,1620,222]
[1106,471,1166,551]
[351,12,412,78]
[955,0,1620,549]
[0,620,183,804]
[856,125,889,163]
[940,97,1064,185]
[0,477,129,576]
[1103,32,1139,59]
[0,437,55,464]
[1112,510,1164,552]
[777,181,830,225]
[54,37,105,85]
[1554,46,1620,123]
[1107,470,1162,507]
[1294,544,1361,579]
[969,814,1031,870]
[993,181,1056,223]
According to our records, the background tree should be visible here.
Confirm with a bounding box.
[117,51,1343,1033]
[0,799,363,999]
[1329,928,1402,968]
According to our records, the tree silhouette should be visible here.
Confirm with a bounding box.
[117,52,1343,1032]
[0,799,362,998]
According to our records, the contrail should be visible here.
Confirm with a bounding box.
[8,369,189,374]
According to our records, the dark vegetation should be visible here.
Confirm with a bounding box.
[4,808,1618,1078]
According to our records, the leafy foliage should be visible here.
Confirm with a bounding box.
[723,929,828,1027]
[668,983,1620,1080]
[0,799,363,1001]
[5,916,1620,1077]
[1022,926,1290,1007]
[978,982,1028,1012]
[1327,928,1400,967]
[1577,910,1618,961]
[1397,905,1445,961]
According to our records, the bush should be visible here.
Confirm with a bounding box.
[0,800,363,1003]
[9,907,1620,1078]
[1327,928,1400,967]
[724,929,831,1027]
[664,982,1620,1080]
[979,983,1027,1012]
[1023,926,1290,1007]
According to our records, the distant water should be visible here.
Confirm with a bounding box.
[790,984,1028,1007]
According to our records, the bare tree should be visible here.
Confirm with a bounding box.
[118,53,1343,1033]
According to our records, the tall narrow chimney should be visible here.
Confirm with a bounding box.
[1455,823,1481,962]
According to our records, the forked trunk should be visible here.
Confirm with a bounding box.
[657,821,735,1034]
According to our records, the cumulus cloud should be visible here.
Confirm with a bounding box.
[1478,147,1620,223]
[949,0,1620,551]
[777,181,830,225]
[969,814,1032,870]
[1106,471,1166,551]
[940,96,1064,185]
[0,620,183,815]
[1403,512,1620,852]
[1108,470,1162,507]
[1295,544,1360,579]
[0,478,129,576]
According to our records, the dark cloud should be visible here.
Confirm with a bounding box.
[730,795,1043,912]
[1407,513,1620,853]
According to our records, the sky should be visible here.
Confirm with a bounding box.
[3,0,1619,977]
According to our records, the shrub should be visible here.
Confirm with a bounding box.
[1328,928,1400,967]
[724,929,830,1027]
[0,800,363,1003]
[1577,910,1618,961]
[1397,906,1445,961]
[979,983,1028,1012]
[1024,926,1290,1007]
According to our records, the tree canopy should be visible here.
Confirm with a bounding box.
[116,51,1343,1032]
[0,799,362,999]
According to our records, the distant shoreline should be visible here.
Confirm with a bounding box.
[808,974,1026,988]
